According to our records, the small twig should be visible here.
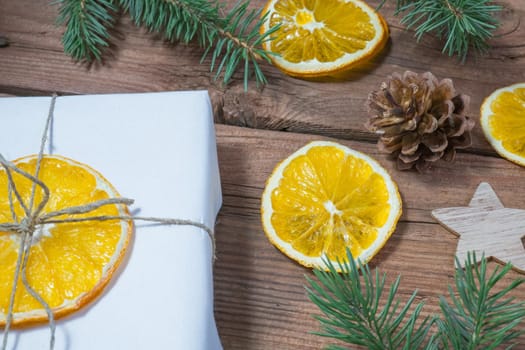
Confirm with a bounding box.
[443,0,462,18]
[217,28,263,60]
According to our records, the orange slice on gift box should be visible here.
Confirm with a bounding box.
[261,141,401,270]
[260,0,389,78]
[0,155,132,326]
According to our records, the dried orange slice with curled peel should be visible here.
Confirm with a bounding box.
[260,0,389,78]
[261,141,401,270]
[481,83,525,167]
[0,155,132,326]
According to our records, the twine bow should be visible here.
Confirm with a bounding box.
[0,94,216,350]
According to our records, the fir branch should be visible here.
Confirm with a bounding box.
[307,251,525,349]
[57,0,277,88]
[435,253,525,350]
[379,0,502,60]
[120,0,279,87]
[209,2,279,89]
[306,250,433,350]
[55,0,118,61]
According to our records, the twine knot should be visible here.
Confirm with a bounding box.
[18,217,35,235]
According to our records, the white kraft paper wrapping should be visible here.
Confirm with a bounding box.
[0,91,223,350]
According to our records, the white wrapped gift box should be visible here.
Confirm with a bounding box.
[0,91,223,349]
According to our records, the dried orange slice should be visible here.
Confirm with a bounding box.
[260,0,389,78]
[481,83,525,167]
[0,155,132,326]
[261,141,401,270]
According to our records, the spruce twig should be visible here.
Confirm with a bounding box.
[55,0,278,88]
[55,0,118,61]
[435,253,525,349]
[307,250,525,349]
[306,250,434,350]
[378,0,502,61]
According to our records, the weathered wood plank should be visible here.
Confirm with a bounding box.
[1,0,524,155]
[216,124,525,224]
[214,125,525,349]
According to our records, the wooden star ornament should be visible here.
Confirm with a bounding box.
[432,182,525,273]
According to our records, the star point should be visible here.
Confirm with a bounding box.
[432,182,525,273]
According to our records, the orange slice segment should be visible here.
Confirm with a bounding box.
[261,141,401,270]
[481,83,525,167]
[0,155,132,326]
[261,0,389,78]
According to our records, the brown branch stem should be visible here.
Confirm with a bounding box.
[443,0,462,19]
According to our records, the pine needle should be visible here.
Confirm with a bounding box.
[379,0,502,61]
[307,250,525,349]
[435,253,525,349]
[306,249,433,350]
[55,0,278,88]
[55,0,118,61]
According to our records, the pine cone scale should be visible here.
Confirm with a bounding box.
[378,137,403,153]
[450,133,472,149]
[401,133,420,155]
[422,131,448,153]
[417,113,438,134]
[446,115,468,137]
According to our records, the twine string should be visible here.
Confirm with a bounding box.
[20,233,56,350]
[0,157,31,218]
[1,94,215,350]
[8,179,18,222]
[39,198,135,220]
[1,230,28,350]
[0,94,57,350]
[29,94,56,214]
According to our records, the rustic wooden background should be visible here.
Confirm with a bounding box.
[1,0,525,348]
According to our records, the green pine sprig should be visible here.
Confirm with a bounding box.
[379,0,502,61]
[306,250,525,349]
[306,251,434,350]
[435,254,525,349]
[55,0,118,61]
[55,0,279,88]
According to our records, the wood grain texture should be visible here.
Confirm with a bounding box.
[214,125,525,349]
[1,0,525,348]
[433,182,525,272]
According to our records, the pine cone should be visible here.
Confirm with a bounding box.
[365,71,475,172]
